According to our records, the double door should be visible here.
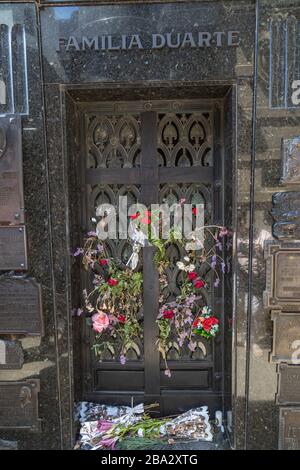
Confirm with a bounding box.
[80,99,224,414]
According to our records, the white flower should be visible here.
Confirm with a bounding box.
[184,256,190,262]
[160,425,166,435]
[185,239,204,251]
[187,264,196,272]
[137,428,144,437]
[176,261,185,270]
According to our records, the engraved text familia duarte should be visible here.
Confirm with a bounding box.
[56,31,240,52]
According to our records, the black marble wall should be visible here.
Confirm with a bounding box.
[0,2,62,449]
[246,0,300,450]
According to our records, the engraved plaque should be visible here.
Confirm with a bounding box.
[277,364,300,405]
[0,276,44,335]
[0,226,27,270]
[281,137,300,185]
[264,241,300,311]
[271,192,300,240]
[0,340,24,369]
[275,251,300,301]
[0,380,41,431]
[279,408,300,450]
[0,116,24,224]
[271,311,300,362]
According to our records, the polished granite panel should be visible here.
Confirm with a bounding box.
[0,2,61,450]
[40,1,255,84]
[246,0,300,450]
[42,78,254,449]
[37,0,255,448]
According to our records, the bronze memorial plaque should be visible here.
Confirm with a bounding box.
[271,311,300,362]
[275,251,300,301]
[279,408,300,450]
[0,380,41,431]
[277,364,300,405]
[0,340,24,369]
[0,226,27,270]
[0,116,24,224]
[0,276,44,335]
[264,241,300,311]
[271,192,300,240]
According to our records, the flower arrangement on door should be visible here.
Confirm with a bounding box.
[73,209,231,377]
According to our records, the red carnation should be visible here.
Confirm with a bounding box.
[140,210,151,225]
[117,314,126,323]
[192,318,200,328]
[194,279,205,289]
[192,207,197,215]
[188,271,197,281]
[99,258,108,266]
[129,212,140,220]
[107,278,118,286]
[163,309,175,320]
[202,317,219,332]
[140,216,151,225]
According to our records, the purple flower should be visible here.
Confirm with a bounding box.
[219,227,229,238]
[188,341,197,352]
[97,420,113,433]
[221,262,226,273]
[184,316,193,325]
[217,242,222,251]
[100,437,117,450]
[120,354,126,365]
[73,247,83,257]
[164,369,171,378]
[71,308,83,317]
[214,278,220,288]
[97,244,104,253]
[87,231,97,237]
[211,260,217,269]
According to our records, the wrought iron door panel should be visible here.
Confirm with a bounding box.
[85,182,144,395]
[158,182,213,366]
[81,100,224,413]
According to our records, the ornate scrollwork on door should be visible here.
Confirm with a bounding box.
[88,183,141,267]
[87,183,144,361]
[86,114,141,168]
[157,112,212,167]
[159,182,213,361]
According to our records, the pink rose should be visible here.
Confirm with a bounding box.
[92,311,109,333]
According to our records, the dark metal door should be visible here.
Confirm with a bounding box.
[80,99,224,415]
